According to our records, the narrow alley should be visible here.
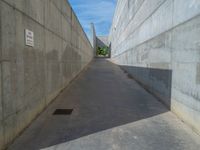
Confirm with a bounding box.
[8,59,200,150]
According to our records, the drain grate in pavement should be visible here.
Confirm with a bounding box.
[127,74,134,79]
[53,109,73,115]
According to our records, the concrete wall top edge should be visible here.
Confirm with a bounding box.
[1,0,92,51]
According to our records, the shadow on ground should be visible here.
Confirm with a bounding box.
[8,59,169,150]
[119,65,172,108]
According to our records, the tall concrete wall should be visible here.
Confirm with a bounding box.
[0,0,93,149]
[96,36,109,48]
[109,0,200,134]
[90,23,96,53]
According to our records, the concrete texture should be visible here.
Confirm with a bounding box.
[41,113,200,150]
[7,59,200,150]
[96,36,109,48]
[109,0,200,134]
[89,23,96,54]
[0,0,93,149]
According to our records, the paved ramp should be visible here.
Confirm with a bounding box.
[8,59,200,150]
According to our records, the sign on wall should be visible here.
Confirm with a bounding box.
[25,29,34,47]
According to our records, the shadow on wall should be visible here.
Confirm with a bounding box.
[44,44,83,103]
[119,65,172,109]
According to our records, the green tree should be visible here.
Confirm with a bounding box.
[97,46,109,56]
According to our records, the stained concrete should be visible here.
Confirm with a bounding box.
[0,0,93,149]
[109,0,200,134]
[7,59,200,150]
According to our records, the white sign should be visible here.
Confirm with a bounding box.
[25,29,34,47]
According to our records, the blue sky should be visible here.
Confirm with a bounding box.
[68,0,116,37]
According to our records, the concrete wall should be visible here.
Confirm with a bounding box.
[0,0,93,149]
[90,23,96,53]
[96,36,109,48]
[109,0,200,134]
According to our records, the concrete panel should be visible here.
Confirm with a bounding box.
[112,0,174,58]
[197,63,200,84]
[15,10,45,112]
[45,30,63,104]
[0,0,2,119]
[1,1,16,61]
[44,0,62,36]
[171,16,200,63]
[0,66,3,148]
[173,0,200,26]
[117,0,165,46]
[119,30,172,107]
[110,0,167,53]
[0,123,3,149]
[96,36,109,48]
[0,0,93,149]
[171,15,200,133]
[1,62,16,118]
[0,4,46,148]
[0,63,2,149]
[110,0,200,134]
[62,15,71,42]
[61,41,72,87]
[0,1,4,147]
[71,29,79,49]
[3,0,45,25]
[61,0,72,20]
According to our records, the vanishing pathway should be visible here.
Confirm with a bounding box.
[8,59,200,150]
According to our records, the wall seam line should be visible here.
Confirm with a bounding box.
[1,0,90,49]
[112,0,168,51]
[112,13,200,59]
[114,0,146,39]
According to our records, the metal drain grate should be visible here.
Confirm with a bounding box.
[53,109,73,115]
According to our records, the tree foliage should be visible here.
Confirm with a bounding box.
[97,46,109,56]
